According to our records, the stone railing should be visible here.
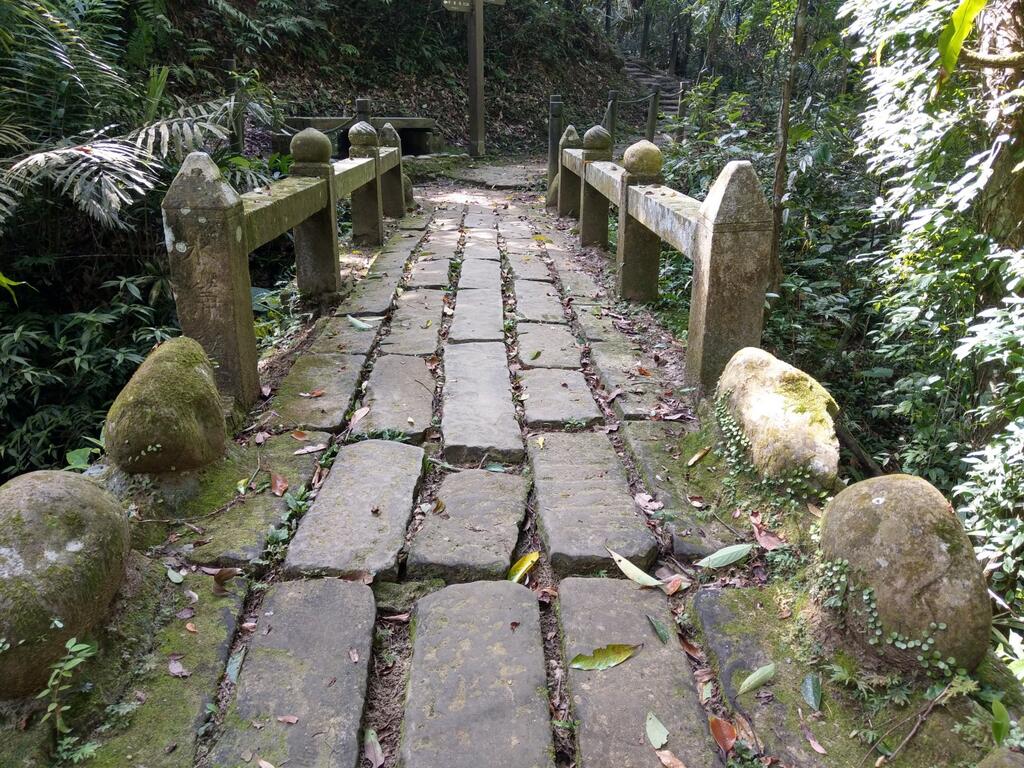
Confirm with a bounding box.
[161,122,407,409]
[551,122,771,393]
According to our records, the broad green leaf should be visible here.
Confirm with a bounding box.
[569,643,642,671]
[936,0,990,86]
[364,728,385,768]
[993,699,1011,745]
[801,673,822,711]
[646,711,669,749]
[166,568,184,584]
[695,543,754,569]
[226,647,246,684]
[606,547,662,587]
[508,551,539,583]
[738,662,776,695]
[347,314,373,331]
[647,614,671,644]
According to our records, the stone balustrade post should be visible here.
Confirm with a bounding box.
[616,140,663,302]
[556,125,583,218]
[546,95,563,207]
[579,125,613,248]
[686,160,772,393]
[379,122,406,218]
[161,152,260,407]
[289,128,340,301]
[348,121,385,245]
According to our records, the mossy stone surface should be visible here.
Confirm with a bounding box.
[0,470,129,699]
[86,571,245,768]
[694,585,986,767]
[820,475,992,671]
[622,139,663,176]
[978,749,1024,767]
[372,579,444,614]
[104,337,226,473]
[717,346,840,492]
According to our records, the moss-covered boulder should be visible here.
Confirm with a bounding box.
[717,347,840,491]
[979,749,1024,767]
[104,337,226,473]
[0,471,129,699]
[820,475,991,672]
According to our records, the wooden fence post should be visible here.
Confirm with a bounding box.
[557,125,583,218]
[161,152,260,407]
[645,89,660,142]
[686,160,772,392]
[579,125,613,248]
[379,122,406,218]
[546,95,563,207]
[289,128,340,301]
[348,121,385,245]
[616,140,663,302]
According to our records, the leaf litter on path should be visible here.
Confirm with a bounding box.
[606,547,662,587]
[569,643,642,671]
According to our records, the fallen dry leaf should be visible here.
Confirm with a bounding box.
[686,446,712,467]
[801,722,827,754]
[634,493,664,513]
[258,760,275,768]
[185,622,197,634]
[655,749,689,768]
[260,385,272,398]
[291,430,309,441]
[750,511,785,551]
[168,658,190,678]
[270,473,289,497]
[661,574,691,595]
[298,388,325,398]
[382,612,410,622]
[253,431,268,446]
[679,636,703,659]
[276,715,298,725]
[709,715,737,754]
[349,406,370,427]
[294,443,328,455]
[212,567,242,596]
[349,647,359,663]
[175,607,194,620]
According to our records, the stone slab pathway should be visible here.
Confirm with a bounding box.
[83,175,745,768]
[401,581,554,768]
[529,432,657,575]
[284,440,424,579]
[407,469,530,582]
[209,580,375,768]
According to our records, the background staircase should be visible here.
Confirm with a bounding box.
[624,57,683,117]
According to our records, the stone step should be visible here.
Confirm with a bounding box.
[517,322,582,369]
[340,273,401,316]
[208,580,375,768]
[559,269,605,304]
[458,258,502,290]
[381,289,445,356]
[521,368,602,428]
[284,439,425,579]
[406,469,530,582]
[463,213,497,229]
[272,353,364,431]
[355,354,435,442]
[515,280,567,324]
[528,432,656,575]
[507,250,553,283]
[449,287,505,343]
[309,314,379,356]
[400,581,554,768]
[589,341,671,420]
[559,578,718,768]
[407,256,452,290]
[443,342,524,463]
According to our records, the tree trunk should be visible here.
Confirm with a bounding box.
[703,0,726,75]
[679,13,692,77]
[640,6,653,60]
[768,0,809,292]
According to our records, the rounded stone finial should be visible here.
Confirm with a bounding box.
[379,122,401,148]
[290,128,332,163]
[622,140,663,176]
[583,125,612,150]
[348,120,378,147]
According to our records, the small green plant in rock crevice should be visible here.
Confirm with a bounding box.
[35,637,100,763]
[261,487,312,564]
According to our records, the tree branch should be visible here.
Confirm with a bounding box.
[960,48,1024,68]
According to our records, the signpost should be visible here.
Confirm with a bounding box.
[444,0,505,157]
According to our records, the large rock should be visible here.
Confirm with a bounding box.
[717,347,839,491]
[820,475,991,672]
[105,337,226,473]
[979,749,1024,768]
[0,471,129,699]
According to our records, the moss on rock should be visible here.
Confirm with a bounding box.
[820,475,991,672]
[0,471,129,699]
[717,347,840,492]
[104,337,226,473]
